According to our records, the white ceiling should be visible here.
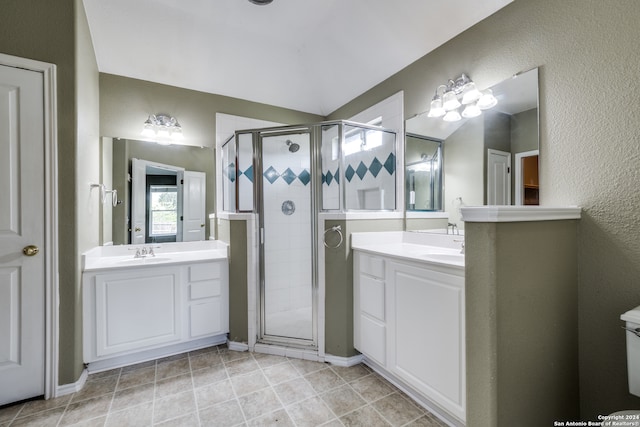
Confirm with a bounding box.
[83,0,512,116]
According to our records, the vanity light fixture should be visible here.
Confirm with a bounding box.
[141,113,184,143]
[427,74,497,122]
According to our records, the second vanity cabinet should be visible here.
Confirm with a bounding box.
[83,259,229,367]
[354,250,465,424]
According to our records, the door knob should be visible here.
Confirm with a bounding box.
[134,227,141,232]
[23,245,39,256]
[200,224,205,228]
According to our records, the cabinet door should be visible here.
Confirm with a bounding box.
[190,299,223,337]
[386,261,465,420]
[95,267,182,357]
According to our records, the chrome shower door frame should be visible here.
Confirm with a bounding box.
[254,126,319,350]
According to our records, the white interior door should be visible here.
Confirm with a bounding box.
[182,171,206,241]
[130,158,146,244]
[0,64,46,405]
[487,149,511,205]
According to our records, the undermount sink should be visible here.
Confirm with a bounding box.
[421,252,465,264]
[116,257,171,264]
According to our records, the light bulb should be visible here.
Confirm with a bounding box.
[461,82,482,104]
[427,97,445,117]
[442,90,461,111]
[462,103,482,118]
[443,110,462,122]
[477,89,498,110]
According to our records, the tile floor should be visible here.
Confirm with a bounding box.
[0,345,448,427]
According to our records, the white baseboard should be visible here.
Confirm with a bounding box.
[56,369,88,397]
[227,340,249,352]
[85,335,227,374]
[324,353,364,367]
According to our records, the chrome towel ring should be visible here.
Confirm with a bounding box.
[324,225,343,249]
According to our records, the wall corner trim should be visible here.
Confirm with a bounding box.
[324,353,364,367]
[56,369,88,397]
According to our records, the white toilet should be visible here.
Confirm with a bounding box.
[613,306,640,416]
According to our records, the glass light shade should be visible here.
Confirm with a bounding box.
[443,110,462,122]
[171,130,184,141]
[442,90,461,111]
[461,82,482,104]
[427,97,445,117]
[462,103,482,118]
[156,128,170,138]
[141,126,155,137]
[477,89,498,110]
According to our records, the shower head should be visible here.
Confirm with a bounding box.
[286,140,300,153]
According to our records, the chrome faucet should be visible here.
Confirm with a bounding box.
[447,222,459,235]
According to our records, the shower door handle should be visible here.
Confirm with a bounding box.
[260,228,264,245]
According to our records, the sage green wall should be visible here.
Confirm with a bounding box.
[99,73,323,148]
[0,0,99,385]
[465,220,579,426]
[323,219,403,357]
[328,0,640,416]
[110,139,216,245]
[217,219,249,343]
[74,0,101,384]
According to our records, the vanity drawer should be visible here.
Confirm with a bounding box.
[189,262,221,282]
[360,275,385,321]
[190,279,222,300]
[359,253,385,279]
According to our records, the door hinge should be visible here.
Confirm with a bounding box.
[507,167,511,174]
[180,216,183,221]
[180,179,184,184]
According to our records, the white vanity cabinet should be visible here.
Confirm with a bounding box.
[83,259,229,368]
[93,266,183,358]
[353,252,387,366]
[353,249,465,424]
[187,261,228,338]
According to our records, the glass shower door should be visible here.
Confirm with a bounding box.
[259,132,315,346]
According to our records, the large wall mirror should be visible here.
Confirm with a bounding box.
[405,67,539,226]
[100,138,215,245]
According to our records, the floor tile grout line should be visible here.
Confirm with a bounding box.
[102,366,123,426]
[222,351,251,426]
[187,350,202,427]
[255,354,302,426]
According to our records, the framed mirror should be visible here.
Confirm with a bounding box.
[405,67,539,226]
[101,138,214,245]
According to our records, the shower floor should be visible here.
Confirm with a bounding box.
[265,306,313,341]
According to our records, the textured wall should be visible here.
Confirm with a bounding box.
[99,74,322,149]
[0,0,98,385]
[465,220,579,426]
[329,0,640,417]
[323,219,404,357]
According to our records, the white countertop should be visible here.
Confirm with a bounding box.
[82,240,229,272]
[351,231,465,269]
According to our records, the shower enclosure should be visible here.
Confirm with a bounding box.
[221,121,397,349]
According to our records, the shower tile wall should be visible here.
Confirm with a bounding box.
[237,133,254,211]
[262,135,313,340]
[321,125,340,210]
[321,126,396,211]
